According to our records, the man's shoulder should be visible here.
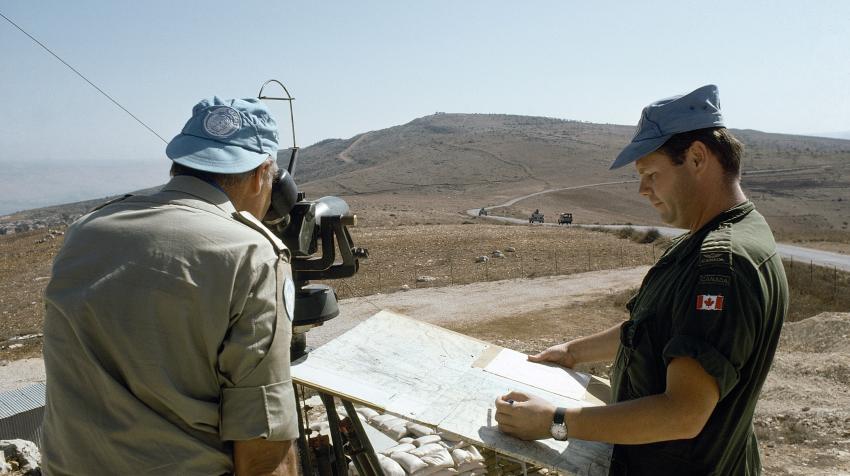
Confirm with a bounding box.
[170,207,281,254]
[698,208,776,266]
[728,208,778,269]
[84,194,276,253]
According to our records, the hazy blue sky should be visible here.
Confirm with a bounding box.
[1,0,848,168]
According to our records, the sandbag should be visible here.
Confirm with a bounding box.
[357,407,380,420]
[383,422,409,440]
[410,444,454,469]
[413,434,442,447]
[310,421,330,433]
[369,414,397,425]
[377,454,406,476]
[380,443,416,455]
[378,417,406,432]
[390,451,428,474]
[438,431,464,442]
[407,422,436,437]
[412,466,458,476]
[440,439,468,451]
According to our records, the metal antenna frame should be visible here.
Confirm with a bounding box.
[258,79,299,175]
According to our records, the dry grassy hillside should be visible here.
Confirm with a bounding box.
[294,114,850,243]
[5,113,850,243]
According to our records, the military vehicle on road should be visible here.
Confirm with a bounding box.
[529,209,544,224]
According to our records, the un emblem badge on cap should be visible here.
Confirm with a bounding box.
[166,97,280,174]
[204,106,242,138]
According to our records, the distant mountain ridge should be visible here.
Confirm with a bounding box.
[0,159,166,216]
[813,131,850,140]
[4,113,850,239]
[294,113,850,197]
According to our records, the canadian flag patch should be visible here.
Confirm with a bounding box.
[696,294,724,311]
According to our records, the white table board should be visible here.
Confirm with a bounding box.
[292,310,612,476]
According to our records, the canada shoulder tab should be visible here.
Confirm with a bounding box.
[698,223,733,269]
[232,211,291,261]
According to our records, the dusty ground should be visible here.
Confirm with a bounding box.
[789,241,850,255]
[0,223,661,360]
[1,222,849,475]
[315,284,850,475]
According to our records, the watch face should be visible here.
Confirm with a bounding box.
[550,422,568,441]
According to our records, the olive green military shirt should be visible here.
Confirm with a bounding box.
[608,202,788,476]
[42,176,299,476]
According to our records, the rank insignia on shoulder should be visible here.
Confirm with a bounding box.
[698,251,730,267]
[696,294,725,311]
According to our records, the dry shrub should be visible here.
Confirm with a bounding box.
[615,226,635,240]
[612,287,639,308]
[632,228,662,244]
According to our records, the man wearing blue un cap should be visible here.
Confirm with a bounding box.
[496,86,788,475]
[43,97,300,475]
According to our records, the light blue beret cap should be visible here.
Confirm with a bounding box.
[166,97,279,174]
[609,85,725,170]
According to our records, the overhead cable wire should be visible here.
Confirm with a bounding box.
[0,10,168,144]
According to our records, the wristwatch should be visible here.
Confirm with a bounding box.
[550,407,568,441]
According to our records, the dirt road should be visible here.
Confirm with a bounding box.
[4,263,847,474]
[1,266,649,392]
[307,265,649,348]
[469,187,850,272]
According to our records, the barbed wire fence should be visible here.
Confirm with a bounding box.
[783,257,849,320]
[323,244,849,321]
[325,241,666,299]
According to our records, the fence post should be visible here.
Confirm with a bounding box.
[450,258,454,285]
[378,269,382,292]
[835,266,838,303]
[555,252,559,275]
[810,260,813,283]
[619,244,623,268]
[486,259,490,281]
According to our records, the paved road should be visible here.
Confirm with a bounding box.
[585,225,850,273]
[467,187,850,273]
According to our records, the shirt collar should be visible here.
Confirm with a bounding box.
[662,200,755,265]
[161,175,237,216]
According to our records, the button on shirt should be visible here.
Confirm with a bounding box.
[42,175,298,475]
[608,202,788,476]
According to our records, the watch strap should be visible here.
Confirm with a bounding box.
[553,406,566,425]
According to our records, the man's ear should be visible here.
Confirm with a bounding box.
[250,163,268,194]
[687,141,710,173]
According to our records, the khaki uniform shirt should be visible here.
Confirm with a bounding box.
[42,176,299,475]
[608,202,788,476]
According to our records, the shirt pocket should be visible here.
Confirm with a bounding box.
[619,309,667,398]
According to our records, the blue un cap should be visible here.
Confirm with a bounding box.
[166,97,279,174]
[609,85,725,170]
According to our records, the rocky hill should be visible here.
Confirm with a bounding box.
[4,113,850,240]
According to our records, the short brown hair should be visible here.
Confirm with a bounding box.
[658,127,744,178]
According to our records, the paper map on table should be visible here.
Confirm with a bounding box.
[483,348,591,401]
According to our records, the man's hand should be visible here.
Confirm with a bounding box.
[494,391,556,441]
[527,342,577,368]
